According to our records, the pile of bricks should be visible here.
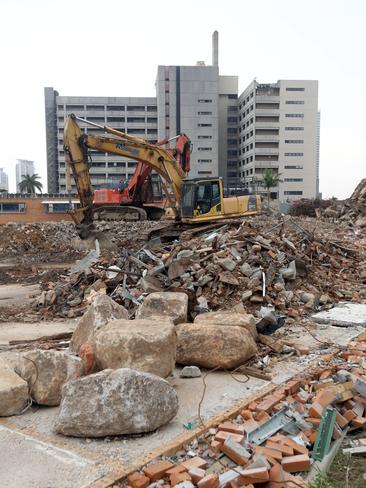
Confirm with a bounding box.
[126,334,366,488]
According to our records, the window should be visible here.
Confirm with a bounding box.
[57,105,64,110]
[127,106,145,111]
[147,129,157,134]
[107,117,124,122]
[127,117,145,123]
[285,127,304,131]
[285,140,304,144]
[198,147,212,151]
[127,128,145,134]
[198,111,212,115]
[0,203,26,213]
[284,191,303,195]
[198,159,212,163]
[198,171,212,175]
[66,105,84,110]
[147,105,157,111]
[198,123,212,127]
[286,87,305,91]
[227,117,238,123]
[58,116,64,122]
[46,203,70,213]
[285,152,304,156]
[285,114,304,118]
[147,117,157,123]
[198,99,212,103]
[88,117,105,122]
[107,105,124,111]
[228,95,237,99]
[228,138,237,145]
[86,105,104,110]
[227,150,237,157]
[198,135,212,139]
[228,105,237,111]
[286,100,304,104]
[227,128,237,134]
[285,165,303,169]
[284,178,303,182]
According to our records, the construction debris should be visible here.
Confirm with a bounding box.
[0,357,28,416]
[55,368,179,437]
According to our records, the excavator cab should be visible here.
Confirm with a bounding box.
[181,177,261,223]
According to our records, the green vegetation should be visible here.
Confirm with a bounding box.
[18,173,43,193]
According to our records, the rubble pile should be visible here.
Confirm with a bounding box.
[289,198,332,218]
[35,215,366,322]
[127,333,366,488]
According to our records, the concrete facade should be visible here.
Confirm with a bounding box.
[44,88,157,193]
[15,160,35,191]
[0,168,8,192]
[238,80,319,201]
[156,64,220,179]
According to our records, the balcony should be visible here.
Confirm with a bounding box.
[254,161,279,169]
[255,136,279,142]
[255,95,279,103]
[255,148,279,155]
[254,121,279,128]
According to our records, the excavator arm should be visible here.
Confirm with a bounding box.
[64,114,190,236]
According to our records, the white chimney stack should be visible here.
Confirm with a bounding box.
[212,31,219,66]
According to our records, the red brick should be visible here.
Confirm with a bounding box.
[281,454,311,473]
[210,440,221,452]
[218,421,245,435]
[344,409,357,421]
[242,419,259,434]
[308,402,323,419]
[307,417,321,428]
[285,380,301,395]
[170,472,192,486]
[197,473,219,488]
[248,401,258,411]
[181,457,208,471]
[351,416,366,428]
[336,411,349,428]
[256,396,282,413]
[266,441,294,456]
[214,430,244,444]
[221,437,251,466]
[239,467,269,484]
[241,409,254,420]
[166,466,187,476]
[279,436,309,455]
[144,461,175,481]
[188,467,206,483]
[255,446,283,461]
[255,411,271,424]
[315,389,336,407]
[353,402,365,417]
[128,472,150,488]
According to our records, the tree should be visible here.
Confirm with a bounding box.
[18,174,43,194]
[262,168,282,208]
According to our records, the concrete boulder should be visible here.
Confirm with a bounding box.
[176,324,257,369]
[0,357,28,416]
[70,294,128,353]
[136,292,188,324]
[194,311,257,339]
[16,350,83,406]
[94,318,176,377]
[55,368,179,437]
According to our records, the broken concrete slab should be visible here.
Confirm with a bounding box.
[0,357,28,416]
[193,311,257,339]
[16,350,83,406]
[176,324,257,369]
[94,318,176,377]
[312,302,366,327]
[180,366,202,378]
[69,294,128,354]
[55,368,179,437]
[136,292,188,324]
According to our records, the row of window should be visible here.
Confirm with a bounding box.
[239,91,254,109]
[58,105,157,112]
[285,152,304,156]
[0,202,76,213]
[285,100,304,104]
[285,113,304,118]
[284,178,303,182]
[285,140,304,143]
[198,135,212,139]
[197,159,212,163]
[285,127,304,131]
[198,147,212,151]
[198,111,212,115]
[286,87,304,91]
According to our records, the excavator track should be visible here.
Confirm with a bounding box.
[93,206,148,221]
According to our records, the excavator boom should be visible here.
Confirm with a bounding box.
[64,114,190,235]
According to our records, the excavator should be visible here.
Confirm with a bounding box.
[64,114,262,238]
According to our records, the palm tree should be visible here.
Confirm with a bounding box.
[18,174,43,194]
[262,168,282,208]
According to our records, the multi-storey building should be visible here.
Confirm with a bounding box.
[238,80,319,201]
[44,89,158,193]
[15,159,35,191]
[0,168,9,192]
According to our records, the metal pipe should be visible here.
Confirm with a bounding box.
[72,114,105,130]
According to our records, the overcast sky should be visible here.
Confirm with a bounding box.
[1,0,365,197]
